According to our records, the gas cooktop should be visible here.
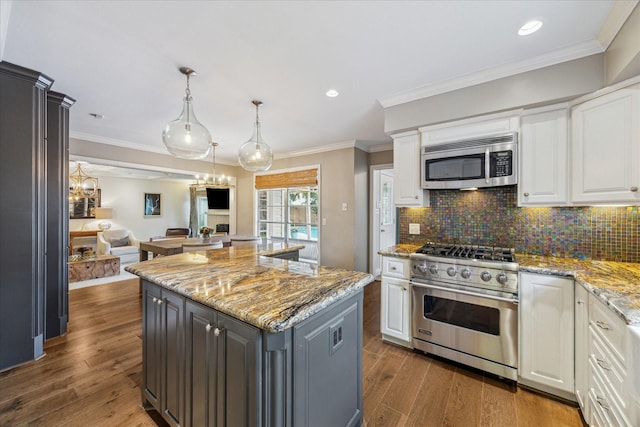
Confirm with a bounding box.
[413,242,516,263]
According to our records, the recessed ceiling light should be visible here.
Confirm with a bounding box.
[518,20,543,36]
[326,89,339,97]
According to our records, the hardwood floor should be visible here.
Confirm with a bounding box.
[0,279,585,426]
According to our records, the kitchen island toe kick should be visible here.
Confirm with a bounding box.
[128,247,373,427]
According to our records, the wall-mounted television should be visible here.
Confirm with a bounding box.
[206,188,230,210]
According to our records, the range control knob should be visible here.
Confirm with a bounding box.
[480,271,492,282]
[446,266,457,277]
[496,273,508,285]
[428,265,439,275]
[460,269,471,279]
[417,264,428,274]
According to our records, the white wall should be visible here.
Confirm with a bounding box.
[69,175,191,241]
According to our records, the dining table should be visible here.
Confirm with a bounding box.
[139,235,262,261]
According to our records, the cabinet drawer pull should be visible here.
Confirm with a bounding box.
[595,358,611,371]
[390,266,397,271]
[523,192,529,197]
[205,323,212,332]
[576,300,584,305]
[631,186,638,192]
[596,395,611,411]
[595,320,611,330]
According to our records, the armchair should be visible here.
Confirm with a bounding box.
[97,229,140,265]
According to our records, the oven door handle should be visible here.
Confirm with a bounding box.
[411,281,519,304]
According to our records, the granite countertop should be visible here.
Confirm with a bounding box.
[125,244,374,333]
[378,244,422,258]
[378,245,640,325]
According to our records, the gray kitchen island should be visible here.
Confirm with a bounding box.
[125,244,374,427]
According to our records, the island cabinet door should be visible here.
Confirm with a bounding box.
[141,281,185,427]
[142,282,162,409]
[185,300,218,427]
[216,312,262,427]
[161,290,185,427]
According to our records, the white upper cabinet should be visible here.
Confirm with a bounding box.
[571,82,640,205]
[419,111,520,146]
[519,105,569,206]
[392,130,428,206]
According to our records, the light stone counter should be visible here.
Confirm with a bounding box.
[125,244,374,332]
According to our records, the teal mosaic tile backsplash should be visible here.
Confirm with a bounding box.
[398,186,640,262]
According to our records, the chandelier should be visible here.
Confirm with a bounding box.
[69,163,98,200]
[194,142,232,187]
[238,100,273,171]
[162,67,212,160]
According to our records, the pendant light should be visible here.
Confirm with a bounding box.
[162,67,212,160]
[238,100,273,171]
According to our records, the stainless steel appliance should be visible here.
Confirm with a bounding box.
[410,242,519,380]
[421,132,517,190]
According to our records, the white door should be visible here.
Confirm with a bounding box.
[371,167,395,277]
[380,170,396,251]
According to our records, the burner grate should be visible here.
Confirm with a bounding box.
[415,243,516,263]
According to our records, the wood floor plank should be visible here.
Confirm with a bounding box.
[441,367,484,427]
[406,358,455,427]
[480,376,518,427]
[381,351,430,416]
[367,403,408,427]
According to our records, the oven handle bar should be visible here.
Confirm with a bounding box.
[411,281,519,304]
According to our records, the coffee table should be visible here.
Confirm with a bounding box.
[68,255,120,283]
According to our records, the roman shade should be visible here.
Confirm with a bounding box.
[254,168,318,190]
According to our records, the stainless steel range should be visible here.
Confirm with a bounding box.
[410,242,519,381]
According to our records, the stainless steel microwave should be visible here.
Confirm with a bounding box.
[421,132,517,190]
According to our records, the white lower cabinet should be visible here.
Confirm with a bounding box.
[588,294,635,427]
[576,282,590,421]
[380,256,411,347]
[519,272,575,400]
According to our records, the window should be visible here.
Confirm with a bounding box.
[255,167,319,263]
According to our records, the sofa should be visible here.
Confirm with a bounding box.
[97,229,140,265]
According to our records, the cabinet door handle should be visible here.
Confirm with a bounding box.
[214,327,223,337]
[596,357,611,371]
[205,323,212,332]
[596,395,610,411]
[414,195,418,199]
[152,297,157,303]
[576,300,584,305]
[631,186,638,192]
[595,320,610,330]
[157,299,163,305]
[523,192,530,197]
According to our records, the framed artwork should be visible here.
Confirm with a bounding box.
[144,193,161,217]
[70,189,101,219]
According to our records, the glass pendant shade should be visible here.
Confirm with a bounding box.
[162,67,212,160]
[238,100,273,171]
[162,96,212,160]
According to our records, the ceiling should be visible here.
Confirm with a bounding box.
[0,1,632,166]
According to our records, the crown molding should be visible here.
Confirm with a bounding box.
[275,140,358,159]
[379,40,605,108]
[597,0,639,50]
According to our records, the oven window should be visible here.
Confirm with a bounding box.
[425,154,484,181]
[423,295,500,335]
